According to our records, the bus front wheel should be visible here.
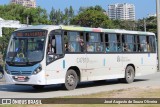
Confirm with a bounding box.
[124,66,135,83]
[64,69,78,90]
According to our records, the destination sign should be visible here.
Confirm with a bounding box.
[16,31,47,37]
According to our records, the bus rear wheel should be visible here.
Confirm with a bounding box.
[32,85,45,90]
[64,69,78,90]
[124,66,135,83]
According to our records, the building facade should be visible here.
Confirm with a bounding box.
[108,3,135,20]
[0,17,28,37]
[10,0,36,8]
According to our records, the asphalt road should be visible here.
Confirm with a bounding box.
[0,72,160,98]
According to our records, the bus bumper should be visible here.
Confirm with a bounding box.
[4,71,46,85]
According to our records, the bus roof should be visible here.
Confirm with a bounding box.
[16,25,155,36]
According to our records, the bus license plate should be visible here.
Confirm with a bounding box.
[17,76,26,81]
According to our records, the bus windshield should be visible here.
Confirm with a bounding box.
[6,30,47,66]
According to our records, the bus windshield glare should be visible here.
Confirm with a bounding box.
[6,30,47,66]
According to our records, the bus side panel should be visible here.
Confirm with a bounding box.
[138,53,157,75]
[122,53,157,77]
[86,54,124,81]
[45,54,87,84]
[45,58,66,85]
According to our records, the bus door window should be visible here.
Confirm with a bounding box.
[47,36,55,63]
[47,32,63,64]
[47,36,55,54]
[55,35,63,55]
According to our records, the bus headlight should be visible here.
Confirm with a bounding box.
[5,70,11,74]
[33,65,42,75]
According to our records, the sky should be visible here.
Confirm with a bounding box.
[0,0,156,20]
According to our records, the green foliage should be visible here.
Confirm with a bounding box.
[0,4,50,25]
[0,28,16,60]
[78,5,105,13]
[136,17,157,33]
[49,6,74,25]
[112,20,137,30]
[71,7,113,28]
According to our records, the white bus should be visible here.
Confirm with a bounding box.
[4,25,157,90]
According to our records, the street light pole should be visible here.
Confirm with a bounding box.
[144,18,146,32]
[156,0,160,71]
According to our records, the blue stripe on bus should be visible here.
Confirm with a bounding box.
[148,53,150,57]
[103,59,106,66]
[63,60,65,69]
[141,58,143,64]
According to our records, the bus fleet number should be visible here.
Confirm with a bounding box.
[77,57,89,63]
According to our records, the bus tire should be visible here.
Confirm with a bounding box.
[32,85,45,90]
[64,69,78,90]
[124,66,135,83]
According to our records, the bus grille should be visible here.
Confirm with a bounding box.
[10,71,32,75]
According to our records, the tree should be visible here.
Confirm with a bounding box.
[0,4,50,58]
[78,5,105,13]
[63,7,69,24]
[0,4,50,25]
[49,6,74,25]
[71,7,113,28]
[50,7,55,24]
[113,20,136,30]
[136,17,157,33]
[0,28,16,60]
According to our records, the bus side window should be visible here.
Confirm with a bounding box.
[65,31,84,53]
[86,33,104,53]
[149,36,156,53]
[105,34,109,52]
[139,36,148,52]
[106,33,118,52]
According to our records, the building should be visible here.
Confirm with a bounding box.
[108,3,135,20]
[10,0,36,8]
[0,17,28,37]
[148,14,156,18]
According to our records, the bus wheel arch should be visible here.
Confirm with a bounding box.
[67,66,81,82]
[64,66,80,90]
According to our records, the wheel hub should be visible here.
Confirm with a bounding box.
[127,70,132,79]
[67,75,75,86]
